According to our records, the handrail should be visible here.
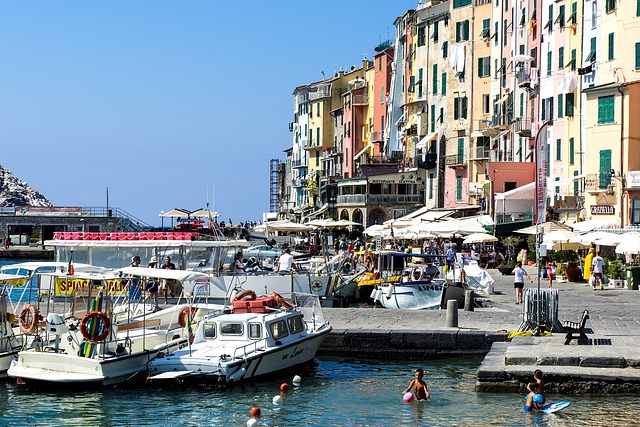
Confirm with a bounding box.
[232,338,268,359]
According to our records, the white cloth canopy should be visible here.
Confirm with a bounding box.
[160,209,191,217]
[615,233,640,254]
[463,233,498,244]
[543,230,579,244]
[571,219,620,232]
[515,221,573,235]
[190,209,220,218]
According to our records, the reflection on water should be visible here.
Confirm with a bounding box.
[0,357,638,426]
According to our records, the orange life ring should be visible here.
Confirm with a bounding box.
[18,304,41,334]
[178,307,197,327]
[270,291,292,309]
[80,311,112,343]
[233,289,257,302]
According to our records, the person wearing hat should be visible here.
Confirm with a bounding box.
[145,256,160,310]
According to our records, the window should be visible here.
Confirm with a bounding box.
[636,42,640,70]
[456,20,469,42]
[317,103,320,117]
[545,4,553,32]
[431,104,435,133]
[586,37,596,63]
[574,171,580,196]
[558,94,563,118]
[494,21,499,46]
[442,73,446,95]
[429,173,434,199]
[221,322,243,335]
[381,86,384,104]
[442,41,448,58]
[599,149,612,189]
[608,33,614,61]
[638,0,640,17]
[287,316,305,334]
[547,51,552,75]
[203,322,216,338]
[483,94,490,115]
[519,93,524,117]
[503,19,508,46]
[592,1,597,29]
[569,48,576,71]
[505,182,517,192]
[454,96,468,119]
[531,47,538,68]
[432,21,439,42]
[597,95,615,124]
[379,56,382,70]
[457,138,465,164]
[316,151,319,167]
[270,320,289,340]
[556,5,565,27]
[456,176,463,200]
[520,8,526,26]
[418,68,423,98]
[478,56,491,77]
[480,18,490,38]
[568,2,577,24]
[317,128,320,145]
[249,323,262,339]
[631,199,640,224]
[433,64,438,94]
[605,0,616,13]
[454,0,472,8]
[417,26,425,46]
[556,139,561,161]
[558,47,564,69]
[502,58,507,87]
[569,137,575,165]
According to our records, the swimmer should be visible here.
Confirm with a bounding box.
[403,368,430,401]
[524,382,543,411]
[527,370,546,404]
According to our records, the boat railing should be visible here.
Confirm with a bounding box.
[232,338,268,359]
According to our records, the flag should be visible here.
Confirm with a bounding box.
[68,252,74,276]
[184,309,194,344]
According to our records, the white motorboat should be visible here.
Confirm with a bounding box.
[0,273,27,375]
[147,291,331,384]
[6,268,205,386]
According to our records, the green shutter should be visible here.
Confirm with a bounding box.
[573,170,579,196]
[456,22,461,42]
[464,20,469,40]
[316,151,319,167]
[454,97,459,120]
[443,41,448,58]
[478,57,483,77]
[317,127,320,145]
[433,64,437,94]
[571,49,576,70]
[431,105,435,132]
[569,138,575,165]
[559,5,565,26]
[599,149,612,189]
[638,0,640,16]
[442,73,446,95]
[418,68,423,98]
[608,33,614,61]
[558,47,564,68]
[483,18,490,32]
[558,94,563,118]
[636,42,640,69]
[520,93,524,117]
[456,176,462,200]
[547,51,552,75]
[556,139,561,161]
[462,97,468,118]
[458,138,464,165]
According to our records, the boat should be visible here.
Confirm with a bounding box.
[0,273,29,375]
[7,268,211,386]
[369,252,448,310]
[146,291,331,384]
[46,235,338,301]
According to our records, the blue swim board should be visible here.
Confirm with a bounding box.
[542,402,570,413]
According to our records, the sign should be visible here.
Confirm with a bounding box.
[194,278,210,296]
[54,278,126,295]
[375,235,382,249]
[535,122,549,224]
[591,205,615,215]
[310,279,323,292]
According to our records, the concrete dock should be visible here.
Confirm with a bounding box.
[319,266,640,393]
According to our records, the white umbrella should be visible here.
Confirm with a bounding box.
[594,233,624,247]
[615,232,640,254]
[160,208,190,217]
[571,219,620,232]
[569,231,615,246]
[463,233,499,244]
[190,209,220,218]
[543,230,579,244]
[364,224,387,236]
[335,219,361,227]
[430,219,487,236]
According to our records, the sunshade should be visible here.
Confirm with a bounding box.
[463,233,498,244]
[160,209,191,218]
[615,233,640,254]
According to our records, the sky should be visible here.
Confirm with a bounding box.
[0,1,417,226]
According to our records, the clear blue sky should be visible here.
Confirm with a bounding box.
[0,1,416,226]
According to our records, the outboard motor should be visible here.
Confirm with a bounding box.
[46,313,69,352]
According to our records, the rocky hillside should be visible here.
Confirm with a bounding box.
[0,165,52,207]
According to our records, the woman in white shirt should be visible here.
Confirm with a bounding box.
[513,261,533,304]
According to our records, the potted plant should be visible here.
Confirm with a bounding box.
[497,259,516,275]
[29,237,39,247]
[605,259,625,287]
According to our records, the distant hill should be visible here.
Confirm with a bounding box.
[0,164,52,207]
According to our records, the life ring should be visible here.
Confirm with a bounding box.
[178,307,197,327]
[233,289,256,302]
[18,304,41,334]
[270,291,292,309]
[80,311,111,343]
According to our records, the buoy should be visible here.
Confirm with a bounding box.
[247,418,257,427]
[292,375,302,386]
[280,382,289,392]
[250,407,261,417]
[403,392,415,403]
[272,395,283,405]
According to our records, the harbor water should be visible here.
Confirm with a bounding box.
[0,357,638,426]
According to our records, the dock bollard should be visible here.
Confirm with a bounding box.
[446,300,458,328]
[464,290,474,312]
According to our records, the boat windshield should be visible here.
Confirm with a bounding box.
[270,320,289,340]
[220,322,243,336]
[249,323,262,339]
[287,316,304,334]
[203,322,217,338]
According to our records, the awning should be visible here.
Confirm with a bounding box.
[416,132,438,150]
[554,174,585,186]
[495,182,535,201]
[354,145,372,161]
[511,54,534,63]
[307,204,328,218]
[470,130,485,138]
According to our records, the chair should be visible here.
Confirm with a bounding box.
[99,233,109,240]
[563,310,589,345]
[109,233,120,241]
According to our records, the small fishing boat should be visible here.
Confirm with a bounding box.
[146,291,331,384]
[0,273,28,375]
[7,268,211,386]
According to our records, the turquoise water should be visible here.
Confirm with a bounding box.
[0,357,637,426]
[0,259,41,303]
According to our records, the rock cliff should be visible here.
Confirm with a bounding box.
[0,165,52,207]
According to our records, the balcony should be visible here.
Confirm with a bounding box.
[585,173,613,193]
[292,179,307,188]
[308,89,331,101]
[468,146,490,161]
[418,152,438,169]
[353,95,369,105]
[370,131,384,142]
[513,117,532,137]
[445,154,466,167]
[292,158,308,168]
[489,149,515,162]
[337,195,366,204]
[369,195,424,204]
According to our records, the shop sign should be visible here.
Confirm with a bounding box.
[591,205,615,215]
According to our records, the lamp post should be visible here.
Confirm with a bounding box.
[610,169,627,228]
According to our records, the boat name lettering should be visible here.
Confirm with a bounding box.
[417,285,440,291]
[54,278,127,295]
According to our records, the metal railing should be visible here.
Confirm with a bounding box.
[370,131,384,142]
[585,173,612,191]
[445,154,465,166]
[292,158,308,168]
[468,146,490,160]
[308,90,331,101]
[513,117,532,137]
[336,195,366,204]
[232,338,268,359]
[369,195,424,204]
[353,95,369,105]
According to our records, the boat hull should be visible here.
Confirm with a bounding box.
[373,282,443,309]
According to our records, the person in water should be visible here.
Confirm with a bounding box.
[527,370,546,404]
[403,368,430,400]
[524,382,544,411]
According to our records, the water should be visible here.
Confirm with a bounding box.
[0,259,40,303]
[0,357,637,426]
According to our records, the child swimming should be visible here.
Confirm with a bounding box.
[524,382,544,412]
[403,368,430,401]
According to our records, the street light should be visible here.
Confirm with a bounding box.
[610,169,627,227]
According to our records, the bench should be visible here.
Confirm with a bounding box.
[563,310,589,345]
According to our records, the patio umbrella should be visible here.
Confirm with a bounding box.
[160,208,190,217]
[543,230,579,244]
[463,233,498,245]
[335,219,361,227]
[594,233,624,247]
[569,231,614,246]
[364,224,387,236]
[190,209,220,218]
[571,219,620,232]
[430,219,487,236]
[615,232,640,254]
